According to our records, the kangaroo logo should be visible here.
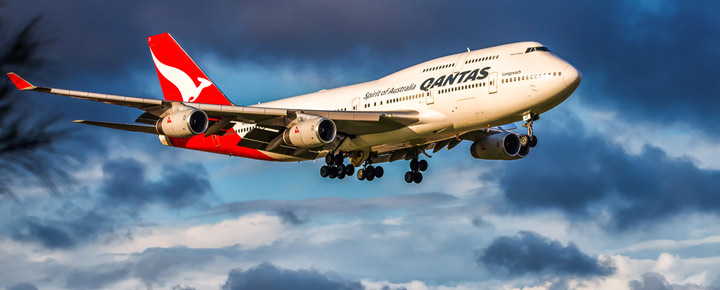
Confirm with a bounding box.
[151,51,212,102]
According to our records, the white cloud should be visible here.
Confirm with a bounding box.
[616,235,720,253]
[101,213,285,254]
[362,279,429,290]
[382,217,404,226]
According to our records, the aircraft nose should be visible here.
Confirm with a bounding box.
[563,65,582,87]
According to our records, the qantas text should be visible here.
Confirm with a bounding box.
[420,67,490,91]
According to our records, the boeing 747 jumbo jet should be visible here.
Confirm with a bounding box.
[7,33,581,184]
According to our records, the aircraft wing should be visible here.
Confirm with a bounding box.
[6,73,419,136]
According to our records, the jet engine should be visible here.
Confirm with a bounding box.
[470,131,522,160]
[156,108,209,138]
[282,114,336,147]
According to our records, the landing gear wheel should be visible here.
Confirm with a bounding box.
[418,160,428,172]
[410,159,419,171]
[357,169,366,181]
[329,169,338,179]
[338,172,346,179]
[404,171,414,183]
[413,171,423,184]
[366,165,375,178]
[334,153,344,166]
[320,166,330,178]
[519,134,529,147]
[366,173,375,181]
[529,135,538,147]
[325,154,335,165]
[374,166,384,178]
[337,164,345,176]
[345,164,355,176]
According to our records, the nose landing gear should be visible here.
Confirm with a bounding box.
[521,113,539,148]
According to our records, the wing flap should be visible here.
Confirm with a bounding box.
[73,120,158,134]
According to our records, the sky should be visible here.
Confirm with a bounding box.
[2,0,720,289]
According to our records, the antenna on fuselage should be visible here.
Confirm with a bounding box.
[466,47,470,52]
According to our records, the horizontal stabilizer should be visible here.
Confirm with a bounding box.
[73,120,158,134]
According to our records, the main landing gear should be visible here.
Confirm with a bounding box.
[356,158,384,182]
[320,152,355,179]
[520,113,539,148]
[319,151,430,184]
[319,153,384,182]
[404,158,428,184]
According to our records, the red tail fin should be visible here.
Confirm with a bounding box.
[147,33,233,105]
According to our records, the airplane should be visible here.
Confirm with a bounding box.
[6,33,581,184]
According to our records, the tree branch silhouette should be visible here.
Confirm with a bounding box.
[0,15,72,197]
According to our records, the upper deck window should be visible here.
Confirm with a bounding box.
[525,46,550,53]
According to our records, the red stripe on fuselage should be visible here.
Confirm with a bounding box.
[168,130,276,161]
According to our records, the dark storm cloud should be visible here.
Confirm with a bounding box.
[471,216,494,229]
[207,192,457,219]
[65,264,132,290]
[275,209,304,225]
[3,157,213,249]
[498,114,720,231]
[170,285,197,290]
[4,0,719,132]
[63,247,220,288]
[64,251,364,290]
[476,231,614,278]
[628,272,719,290]
[222,263,363,290]
[381,286,407,290]
[6,282,38,290]
[131,247,219,285]
[629,272,673,290]
[1,0,441,75]
[9,208,117,249]
[101,158,212,210]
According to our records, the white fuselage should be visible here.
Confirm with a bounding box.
[235,41,581,161]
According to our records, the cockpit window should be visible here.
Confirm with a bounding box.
[525,46,550,53]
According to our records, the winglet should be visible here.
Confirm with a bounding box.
[6,72,36,90]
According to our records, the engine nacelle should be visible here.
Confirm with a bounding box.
[504,144,531,160]
[282,114,336,147]
[156,108,209,138]
[470,131,522,160]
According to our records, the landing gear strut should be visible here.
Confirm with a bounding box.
[521,113,539,148]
